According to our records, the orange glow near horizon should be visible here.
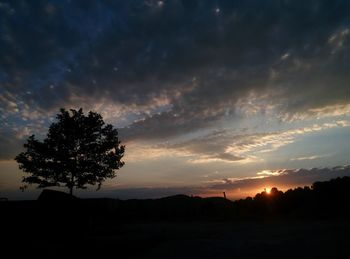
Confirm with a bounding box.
[193,184,310,201]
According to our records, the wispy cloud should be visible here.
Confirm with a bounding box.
[256,169,287,176]
[328,28,350,54]
[291,154,330,161]
[158,120,350,164]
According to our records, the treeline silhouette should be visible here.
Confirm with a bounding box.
[234,176,350,220]
[2,176,350,228]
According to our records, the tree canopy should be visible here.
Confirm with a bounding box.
[15,108,125,195]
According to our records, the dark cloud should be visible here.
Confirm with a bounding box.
[1,0,350,151]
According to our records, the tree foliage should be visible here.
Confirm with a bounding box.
[15,108,125,195]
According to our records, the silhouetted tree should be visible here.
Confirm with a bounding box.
[15,108,125,196]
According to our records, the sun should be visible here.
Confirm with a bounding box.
[264,187,271,194]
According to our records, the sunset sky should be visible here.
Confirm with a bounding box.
[1,0,350,200]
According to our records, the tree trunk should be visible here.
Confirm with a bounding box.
[70,174,74,196]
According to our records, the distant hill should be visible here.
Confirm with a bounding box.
[2,176,350,224]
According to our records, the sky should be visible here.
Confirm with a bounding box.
[1,0,350,200]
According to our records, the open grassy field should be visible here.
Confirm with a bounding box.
[3,216,350,258]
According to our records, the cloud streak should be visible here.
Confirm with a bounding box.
[290,154,330,161]
[157,120,350,164]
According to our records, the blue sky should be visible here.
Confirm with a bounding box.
[1,0,350,200]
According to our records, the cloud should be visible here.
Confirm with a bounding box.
[328,28,350,54]
[113,1,350,141]
[2,1,350,158]
[256,169,286,176]
[158,120,350,164]
[290,154,330,161]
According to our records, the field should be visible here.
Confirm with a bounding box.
[2,200,350,258]
[3,177,350,258]
[82,220,350,258]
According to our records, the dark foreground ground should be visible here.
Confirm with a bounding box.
[88,220,350,258]
[3,176,350,258]
[3,219,350,258]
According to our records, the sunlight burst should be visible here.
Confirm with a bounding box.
[264,187,271,194]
